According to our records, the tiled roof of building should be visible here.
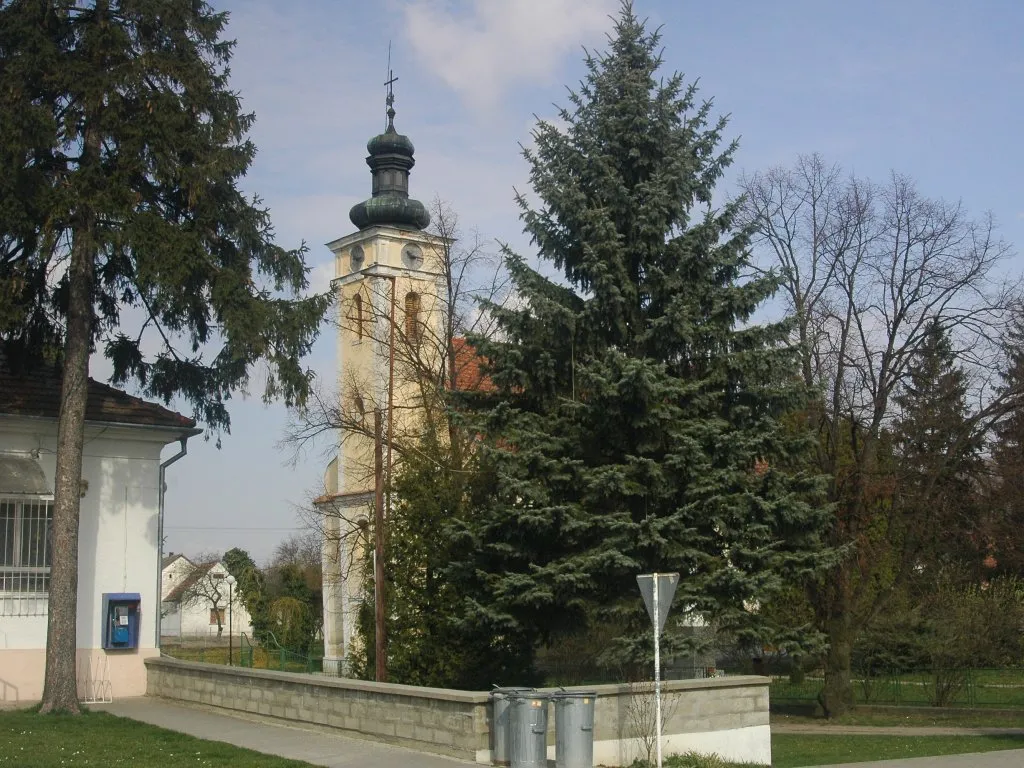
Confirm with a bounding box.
[0,354,196,430]
[451,337,494,393]
[162,553,192,570]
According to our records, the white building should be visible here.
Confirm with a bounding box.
[0,356,199,703]
[160,555,252,639]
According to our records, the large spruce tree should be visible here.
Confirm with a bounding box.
[0,1,328,712]
[451,3,831,673]
[891,321,985,574]
[990,318,1024,577]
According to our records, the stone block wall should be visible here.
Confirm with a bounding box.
[145,657,491,761]
[145,657,770,765]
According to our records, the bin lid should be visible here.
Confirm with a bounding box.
[507,690,551,700]
[490,686,536,695]
[551,690,598,699]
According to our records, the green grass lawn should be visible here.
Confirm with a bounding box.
[4,704,1022,768]
[656,734,1024,768]
[0,708,316,768]
[771,733,1024,767]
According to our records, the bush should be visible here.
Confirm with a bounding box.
[655,751,766,768]
[851,576,1024,705]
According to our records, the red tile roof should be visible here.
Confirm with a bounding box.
[451,337,494,393]
[0,355,197,430]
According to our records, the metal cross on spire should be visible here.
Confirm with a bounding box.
[385,41,398,131]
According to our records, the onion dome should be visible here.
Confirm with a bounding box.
[349,103,430,231]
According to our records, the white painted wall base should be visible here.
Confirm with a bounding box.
[574,724,772,767]
[0,648,158,704]
[474,725,771,767]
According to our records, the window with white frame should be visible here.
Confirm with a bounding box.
[0,498,54,595]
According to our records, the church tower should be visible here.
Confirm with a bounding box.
[318,82,447,674]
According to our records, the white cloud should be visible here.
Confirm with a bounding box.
[307,259,337,296]
[401,0,616,111]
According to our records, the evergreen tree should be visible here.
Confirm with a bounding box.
[0,1,328,712]
[990,318,1024,577]
[451,3,831,673]
[891,321,985,574]
[353,441,531,689]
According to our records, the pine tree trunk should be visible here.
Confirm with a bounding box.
[818,604,856,718]
[39,118,100,717]
[39,224,96,713]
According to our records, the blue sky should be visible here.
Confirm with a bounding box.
[159,0,1024,563]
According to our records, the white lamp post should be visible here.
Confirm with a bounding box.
[225,574,236,666]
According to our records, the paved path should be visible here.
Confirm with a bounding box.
[774,723,1024,736]
[90,697,475,768]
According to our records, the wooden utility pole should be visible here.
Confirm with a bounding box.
[373,408,387,682]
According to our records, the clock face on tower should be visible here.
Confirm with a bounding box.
[401,243,424,269]
[349,245,365,272]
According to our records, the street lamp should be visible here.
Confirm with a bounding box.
[225,574,236,666]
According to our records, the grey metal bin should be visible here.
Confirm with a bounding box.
[553,690,597,768]
[490,687,536,765]
[507,690,551,768]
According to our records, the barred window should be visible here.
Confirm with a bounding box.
[0,498,53,596]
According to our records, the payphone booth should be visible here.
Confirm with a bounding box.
[102,593,141,650]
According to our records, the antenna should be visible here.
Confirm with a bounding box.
[384,41,398,131]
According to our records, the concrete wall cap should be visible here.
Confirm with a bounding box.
[145,657,492,704]
[537,675,770,696]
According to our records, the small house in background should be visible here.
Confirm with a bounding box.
[160,555,252,639]
[0,354,200,703]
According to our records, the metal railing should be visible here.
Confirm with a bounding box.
[237,631,323,675]
[162,629,324,674]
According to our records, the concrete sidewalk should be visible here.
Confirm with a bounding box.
[90,697,475,767]
[85,698,1024,768]
[812,749,1024,768]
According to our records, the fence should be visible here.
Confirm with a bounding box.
[238,632,323,674]
[771,668,1024,709]
[161,632,323,674]
[146,656,772,766]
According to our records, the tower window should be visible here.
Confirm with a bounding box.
[405,291,421,345]
[352,293,364,339]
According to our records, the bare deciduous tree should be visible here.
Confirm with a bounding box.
[270,531,322,572]
[625,679,682,766]
[173,553,229,636]
[739,154,1021,716]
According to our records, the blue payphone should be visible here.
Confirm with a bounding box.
[102,593,141,650]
